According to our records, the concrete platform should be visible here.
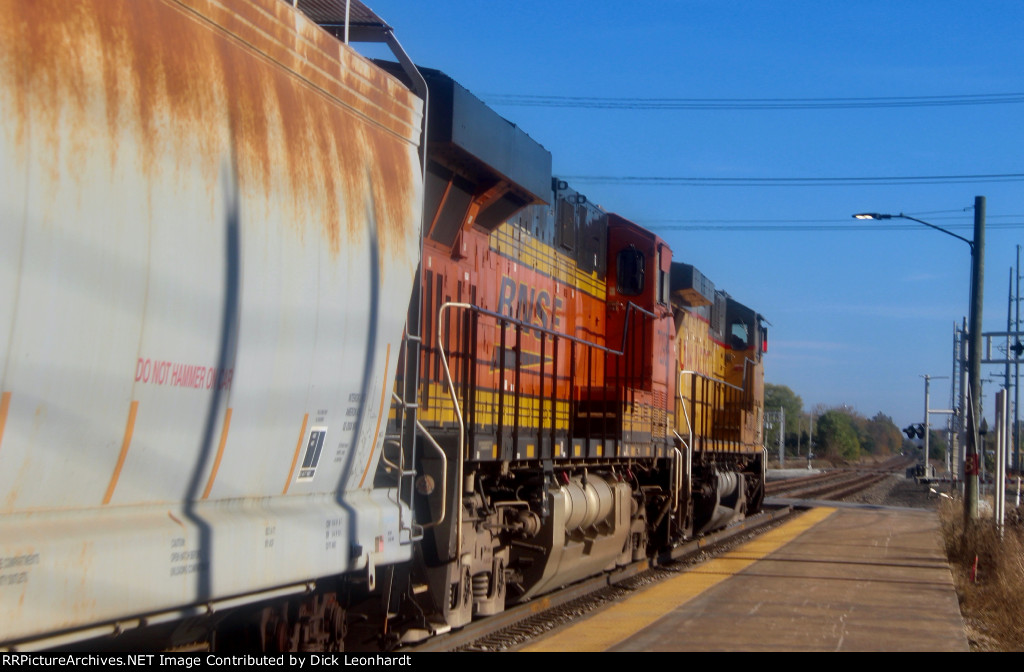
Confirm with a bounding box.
[521,506,968,652]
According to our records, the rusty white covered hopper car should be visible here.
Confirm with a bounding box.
[0,0,425,650]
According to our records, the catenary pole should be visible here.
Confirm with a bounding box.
[1016,245,1021,474]
[965,195,985,523]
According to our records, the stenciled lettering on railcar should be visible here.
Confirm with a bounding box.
[334,442,349,464]
[0,553,40,587]
[325,517,344,551]
[134,357,233,391]
[496,276,564,332]
[168,539,207,577]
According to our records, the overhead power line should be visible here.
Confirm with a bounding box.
[483,92,1024,110]
[561,173,1024,186]
[645,213,1021,224]
[640,216,1024,232]
[645,221,1024,232]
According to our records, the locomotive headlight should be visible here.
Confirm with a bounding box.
[415,475,436,496]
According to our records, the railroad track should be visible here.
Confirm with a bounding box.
[401,460,917,653]
[766,456,916,501]
[767,471,888,499]
[400,506,794,653]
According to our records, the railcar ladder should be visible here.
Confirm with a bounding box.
[380,305,451,544]
[379,327,424,545]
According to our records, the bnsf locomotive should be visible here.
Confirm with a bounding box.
[372,65,768,641]
[0,0,765,652]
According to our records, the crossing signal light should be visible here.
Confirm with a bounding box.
[1013,340,1024,358]
[903,423,925,440]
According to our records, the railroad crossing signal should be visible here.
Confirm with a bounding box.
[903,423,925,440]
[981,330,1024,364]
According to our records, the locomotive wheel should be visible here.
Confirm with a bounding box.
[324,602,346,651]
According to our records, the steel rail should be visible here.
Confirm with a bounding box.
[400,506,794,652]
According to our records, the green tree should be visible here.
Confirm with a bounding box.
[860,412,903,457]
[765,384,803,453]
[815,408,861,461]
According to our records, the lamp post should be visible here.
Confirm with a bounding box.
[853,196,986,523]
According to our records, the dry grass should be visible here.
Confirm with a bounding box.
[939,497,1024,651]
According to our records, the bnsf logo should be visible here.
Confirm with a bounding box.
[497,276,564,332]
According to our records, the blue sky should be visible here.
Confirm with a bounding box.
[359,1,1024,428]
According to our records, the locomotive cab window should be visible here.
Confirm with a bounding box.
[729,320,749,350]
[617,246,645,296]
[657,245,670,305]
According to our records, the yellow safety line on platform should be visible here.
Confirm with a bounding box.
[521,507,838,652]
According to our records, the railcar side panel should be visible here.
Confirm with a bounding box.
[0,0,422,646]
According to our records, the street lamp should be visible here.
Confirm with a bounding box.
[853,212,974,248]
[853,196,986,523]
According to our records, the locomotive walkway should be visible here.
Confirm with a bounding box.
[519,503,968,652]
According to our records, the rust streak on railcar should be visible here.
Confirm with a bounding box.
[358,345,390,488]
[0,392,10,453]
[102,400,139,505]
[0,0,420,260]
[283,413,309,495]
[201,407,233,499]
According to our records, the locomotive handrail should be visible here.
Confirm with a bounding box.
[612,301,660,355]
[436,299,662,568]
[415,419,448,530]
[675,373,695,514]
[677,367,746,393]
[437,301,471,566]
[442,301,657,358]
[671,444,685,515]
[380,395,445,540]
[678,366,751,454]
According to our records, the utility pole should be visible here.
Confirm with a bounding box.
[995,389,1009,535]
[1016,245,1021,474]
[924,375,932,475]
[851,198,985,514]
[965,196,986,523]
[950,323,958,479]
[778,411,785,468]
[1006,267,1014,470]
[808,416,815,469]
[764,409,785,467]
[954,319,962,487]
[949,322,961,479]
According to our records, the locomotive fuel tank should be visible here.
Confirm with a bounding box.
[512,472,633,601]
